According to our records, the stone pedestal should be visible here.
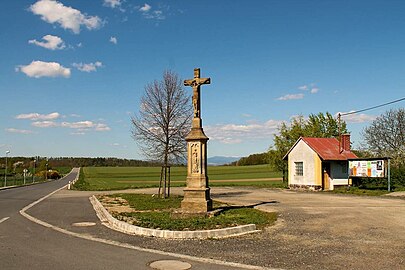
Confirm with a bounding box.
[181,122,212,213]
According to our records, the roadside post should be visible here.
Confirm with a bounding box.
[23,169,28,185]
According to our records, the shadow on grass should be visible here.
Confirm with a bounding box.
[212,191,252,197]
[214,201,279,211]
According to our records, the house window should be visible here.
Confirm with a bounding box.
[295,162,303,176]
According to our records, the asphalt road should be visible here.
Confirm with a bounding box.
[0,169,260,270]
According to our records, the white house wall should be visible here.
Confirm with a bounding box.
[288,140,317,186]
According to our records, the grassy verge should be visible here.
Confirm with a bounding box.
[72,167,90,190]
[329,187,390,196]
[101,193,277,230]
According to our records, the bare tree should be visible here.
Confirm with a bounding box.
[131,70,192,197]
[362,108,405,166]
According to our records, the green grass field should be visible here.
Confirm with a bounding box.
[75,165,284,191]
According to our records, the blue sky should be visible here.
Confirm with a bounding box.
[1,0,404,159]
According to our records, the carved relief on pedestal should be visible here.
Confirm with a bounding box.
[190,142,200,174]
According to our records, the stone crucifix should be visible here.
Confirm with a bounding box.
[181,68,213,213]
[184,68,211,121]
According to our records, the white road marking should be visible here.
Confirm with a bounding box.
[0,217,10,224]
[19,171,282,270]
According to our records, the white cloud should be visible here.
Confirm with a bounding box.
[17,61,70,78]
[337,111,377,123]
[139,3,151,12]
[15,112,60,121]
[138,3,165,20]
[16,112,111,133]
[61,121,94,129]
[276,93,304,101]
[146,10,165,20]
[71,132,85,135]
[72,61,103,72]
[6,128,35,134]
[28,35,66,50]
[298,83,319,94]
[29,0,102,34]
[205,119,282,144]
[31,120,110,132]
[103,0,122,8]
[95,123,111,131]
[109,36,117,44]
[32,121,59,128]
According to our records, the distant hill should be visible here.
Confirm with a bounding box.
[207,156,241,166]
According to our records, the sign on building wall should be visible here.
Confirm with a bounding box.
[349,160,385,178]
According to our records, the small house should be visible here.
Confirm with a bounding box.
[283,134,358,190]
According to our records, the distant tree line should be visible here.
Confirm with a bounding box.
[0,157,160,174]
[231,153,269,166]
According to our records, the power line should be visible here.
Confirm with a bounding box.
[340,97,405,116]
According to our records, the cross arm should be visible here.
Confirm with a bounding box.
[184,78,211,87]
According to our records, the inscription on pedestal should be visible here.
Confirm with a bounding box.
[191,142,200,174]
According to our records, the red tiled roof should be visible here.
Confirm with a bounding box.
[301,137,358,161]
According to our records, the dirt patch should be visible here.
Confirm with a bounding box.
[97,195,134,214]
[135,187,405,270]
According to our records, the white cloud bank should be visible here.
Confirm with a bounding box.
[28,35,65,50]
[5,128,35,134]
[72,61,103,72]
[15,112,60,120]
[276,93,304,101]
[30,0,102,34]
[15,112,111,133]
[205,119,283,144]
[336,111,377,123]
[17,61,70,78]
[32,120,110,132]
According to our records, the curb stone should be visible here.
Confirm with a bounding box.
[90,195,260,239]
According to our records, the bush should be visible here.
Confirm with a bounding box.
[351,165,405,191]
[391,166,405,189]
[35,170,61,180]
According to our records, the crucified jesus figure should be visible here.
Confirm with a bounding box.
[184,68,211,119]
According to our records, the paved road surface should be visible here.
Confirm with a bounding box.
[0,169,262,270]
[3,169,403,269]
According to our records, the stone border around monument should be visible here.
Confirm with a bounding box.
[90,195,260,239]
